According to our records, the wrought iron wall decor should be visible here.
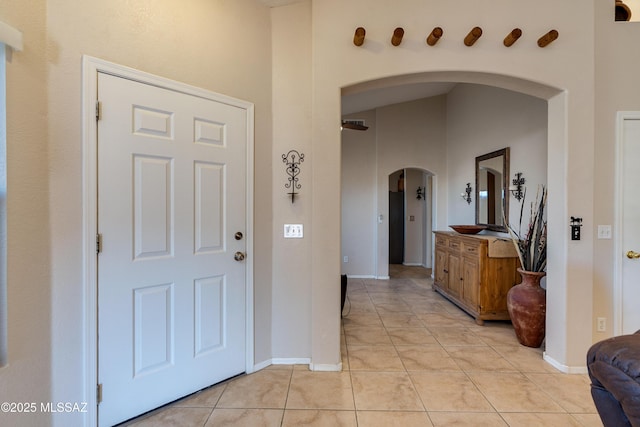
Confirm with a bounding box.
[416,186,425,200]
[282,150,305,203]
[510,172,526,201]
[461,183,472,204]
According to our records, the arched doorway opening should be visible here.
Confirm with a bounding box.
[336,71,575,370]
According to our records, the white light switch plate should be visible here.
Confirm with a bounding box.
[597,225,612,239]
[284,224,303,238]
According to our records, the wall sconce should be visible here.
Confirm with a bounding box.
[461,183,472,204]
[510,172,526,201]
[416,186,425,200]
[282,150,305,203]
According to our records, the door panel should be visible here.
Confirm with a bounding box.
[97,72,247,426]
[621,117,640,334]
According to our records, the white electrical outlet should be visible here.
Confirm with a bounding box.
[597,317,606,332]
[284,224,303,238]
[343,256,348,263]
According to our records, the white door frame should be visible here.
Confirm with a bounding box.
[614,111,640,336]
[82,56,255,427]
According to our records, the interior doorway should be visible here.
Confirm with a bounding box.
[388,168,433,278]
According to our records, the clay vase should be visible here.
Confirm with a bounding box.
[507,268,546,348]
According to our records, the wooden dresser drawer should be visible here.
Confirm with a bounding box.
[462,242,480,256]
[448,240,461,250]
[435,235,448,246]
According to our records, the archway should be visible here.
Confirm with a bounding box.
[334,71,575,371]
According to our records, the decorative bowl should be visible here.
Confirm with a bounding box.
[449,225,487,235]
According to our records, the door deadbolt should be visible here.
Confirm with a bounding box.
[234,251,246,261]
[234,232,244,241]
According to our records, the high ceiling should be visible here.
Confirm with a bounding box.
[257,0,304,7]
[257,0,456,114]
[342,82,456,115]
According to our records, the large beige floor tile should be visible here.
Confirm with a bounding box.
[126,407,212,427]
[356,410,433,426]
[216,370,291,409]
[571,413,605,427]
[344,326,392,345]
[526,373,597,413]
[468,372,565,413]
[428,326,488,346]
[379,313,424,328]
[492,345,559,373]
[387,327,438,345]
[445,346,518,372]
[286,371,354,410]
[410,371,494,412]
[500,412,584,426]
[351,371,424,411]
[396,345,462,372]
[341,313,383,329]
[281,410,357,427]
[347,345,404,371]
[428,412,508,426]
[418,313,470,328]
[173,383,226,407]
[468,323,521,346]
[205,409,283,427]
[374,302,413,314]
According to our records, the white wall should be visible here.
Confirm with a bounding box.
[341,85,546,278]
[341,97,447,278]
[341,110,377,277]
[404,168,426,266]
[446,84,548,231]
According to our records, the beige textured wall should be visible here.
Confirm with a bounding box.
[270,1,312,360]
[309,0,595,369]
[1,0,273,425]
[594,2,640,337]
[0,1,51,426]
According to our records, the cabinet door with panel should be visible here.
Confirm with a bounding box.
[461,257,480,310]
[434,247,449,288]
[447,252,461,298]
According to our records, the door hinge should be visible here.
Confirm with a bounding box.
[96,233,102,254]
[95,101,102,121]
[97,383,103,404]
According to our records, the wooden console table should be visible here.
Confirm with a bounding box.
[433,231,520,325]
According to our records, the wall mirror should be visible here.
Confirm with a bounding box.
[476,147,510,232]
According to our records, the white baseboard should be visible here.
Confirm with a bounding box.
[402,263,423,266]
[309,362,342,372]
[543,352,588,374]
[345,275,375,279]
[272,358,311,366]
[252,359,271,372]
[376,276,390,280]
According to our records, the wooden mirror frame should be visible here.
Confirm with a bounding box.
[475,147,510,232]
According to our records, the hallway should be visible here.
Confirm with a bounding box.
[124,271,600,426]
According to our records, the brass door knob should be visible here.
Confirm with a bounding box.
[626,250,640,259]
[234,251,246,261]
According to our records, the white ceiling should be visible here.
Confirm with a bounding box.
[341,82,456,116]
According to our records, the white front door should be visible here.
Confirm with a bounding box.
[619,113,640,334]
[97,72,247,426]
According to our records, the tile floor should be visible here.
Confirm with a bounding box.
[123,266,602,427]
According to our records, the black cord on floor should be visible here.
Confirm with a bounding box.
[341,294,351,317]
